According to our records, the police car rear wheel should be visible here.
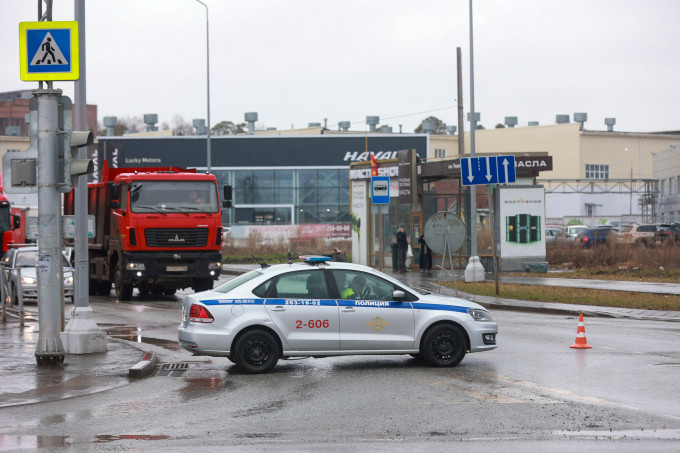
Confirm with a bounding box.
[421,324,466,367]
[233,329,280,374]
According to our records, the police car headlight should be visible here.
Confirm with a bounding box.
[21,276,36,285]
[65,276,74,285]
[468,308,492,322]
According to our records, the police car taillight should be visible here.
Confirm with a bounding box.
[189,304,214,323]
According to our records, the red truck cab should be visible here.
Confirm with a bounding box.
[64,161,223,300]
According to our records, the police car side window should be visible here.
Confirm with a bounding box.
[332,270,397,301]
[252,279,272,298]
[272,271,329,300]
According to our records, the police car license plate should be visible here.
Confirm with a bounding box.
[167,265,188,272]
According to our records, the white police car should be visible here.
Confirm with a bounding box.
[178,256,497,373]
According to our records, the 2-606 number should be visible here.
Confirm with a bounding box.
[296,319,330,329]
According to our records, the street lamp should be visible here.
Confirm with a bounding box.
[625,147,633,215]
[195,0,211,173]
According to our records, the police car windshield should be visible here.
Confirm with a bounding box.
[371,268,424,295]
[214,269,263,294]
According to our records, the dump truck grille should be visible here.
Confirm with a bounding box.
[145,228,209,247]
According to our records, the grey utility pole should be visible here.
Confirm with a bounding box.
[464,0,485,282]
[195,0,211,172]
[35,86,66,364]
[61,0,107,354]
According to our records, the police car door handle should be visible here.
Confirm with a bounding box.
[341,307,355,313]
[271,306,286,312]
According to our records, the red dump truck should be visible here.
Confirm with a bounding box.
[64,161,223,300]
[0,174,27,251]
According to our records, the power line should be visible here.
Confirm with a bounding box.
[328,105,457,130]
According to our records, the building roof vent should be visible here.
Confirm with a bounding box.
[604,117,616,132]
[504,116,518,128]
[422,121,435,134]
[555,114,570,124]
[338,121,350,131]
[308,122,321,127]
[103,116,118,136]
[366,116,380,132]
[378,125,393,133]
[446,125,457,135]
[574,112,588,131]
[192,118,207,135]
[528,121,539,126]
[143,113,158,132]
[244,112,258,134]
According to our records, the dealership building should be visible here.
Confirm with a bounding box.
[95,134,428,244]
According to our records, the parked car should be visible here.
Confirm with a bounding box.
[653,223,680,246]
[178,256,498,373]
[1,246,74,305]
[615,224,658,248]
[545,226,569,246]
[604,221,632,232]
[565,225,589,242]
[574,226,617,248]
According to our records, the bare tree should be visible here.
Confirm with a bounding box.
[212,120,247,135]
[415,116,448,134]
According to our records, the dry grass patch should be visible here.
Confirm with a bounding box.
[455,281,680,311]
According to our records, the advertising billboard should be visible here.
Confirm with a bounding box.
[498,186,546,259]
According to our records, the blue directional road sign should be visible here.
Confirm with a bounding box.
[371,176,390,204]
[460,155,516,186]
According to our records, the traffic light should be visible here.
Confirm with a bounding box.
[222,185,232,208]
[64,130,94,188]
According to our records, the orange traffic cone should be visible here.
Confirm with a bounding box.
[570,313,592,349]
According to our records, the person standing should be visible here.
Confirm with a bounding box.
[396,224,408,273]
[418,234,432,273]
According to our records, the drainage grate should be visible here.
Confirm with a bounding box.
[156,362,190,377]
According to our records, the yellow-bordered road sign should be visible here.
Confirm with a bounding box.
[19,21,79,81]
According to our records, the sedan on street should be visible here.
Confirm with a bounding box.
[178,256,498,373]
[1,246,74,305]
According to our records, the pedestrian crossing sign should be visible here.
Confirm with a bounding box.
[19,21,79,81]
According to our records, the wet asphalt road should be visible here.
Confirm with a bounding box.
[1,289,679,452]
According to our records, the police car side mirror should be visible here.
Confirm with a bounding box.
[393,290,406,301]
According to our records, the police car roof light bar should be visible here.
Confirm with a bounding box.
[299,255,331,264]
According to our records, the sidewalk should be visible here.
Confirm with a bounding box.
[0,318,146,408]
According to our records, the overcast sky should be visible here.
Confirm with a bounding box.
[2,0,679,134]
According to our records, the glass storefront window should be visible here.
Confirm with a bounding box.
[318,169,338,188]
[221,168,352,226]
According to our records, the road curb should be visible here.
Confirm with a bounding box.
[128,351,158,378]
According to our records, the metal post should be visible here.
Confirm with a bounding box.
[35,87,65,364]
[195,0,211,172]
[464,0,484,282]
[61,0,107,354]
[74,0,88,310]
[468,0,477,257]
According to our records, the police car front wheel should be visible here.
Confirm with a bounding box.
[421,324,467,367]
[233,329,280,374]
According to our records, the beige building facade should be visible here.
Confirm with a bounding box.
[428,123,678,224]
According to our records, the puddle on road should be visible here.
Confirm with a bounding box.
[104,326,183,351]
[0,434,173,449]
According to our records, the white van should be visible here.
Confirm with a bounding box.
[565,225,589,241]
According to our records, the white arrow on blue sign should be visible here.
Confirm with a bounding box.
[460,155,516,186]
